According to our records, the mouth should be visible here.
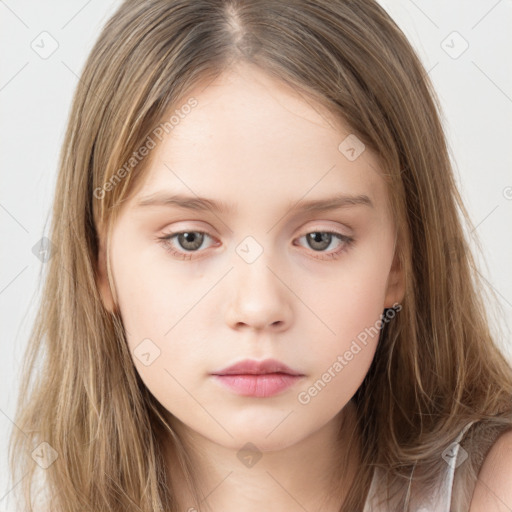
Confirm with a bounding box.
[210,358,305,398]
[211,373,304,398]
[211,358,304,377]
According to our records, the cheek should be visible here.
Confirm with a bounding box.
[304,247,391,346]
[294,289,385,418]
[110,233,204,340]
[109,237,214,407]
[294,250,391,403]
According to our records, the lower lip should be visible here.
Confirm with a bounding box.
[211,373,303,398]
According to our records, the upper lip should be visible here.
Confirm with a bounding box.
[211,358,304,376]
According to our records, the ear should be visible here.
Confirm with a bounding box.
[95,229,115,313]
[384,248,405,308]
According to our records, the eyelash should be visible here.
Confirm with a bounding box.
[157,229,355,261]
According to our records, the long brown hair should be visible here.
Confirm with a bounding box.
[9,0,512,510]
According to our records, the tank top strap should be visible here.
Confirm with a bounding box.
[362,419,477,511]
[435,419,477,509]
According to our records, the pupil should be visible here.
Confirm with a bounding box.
[308,232,330,250]
[180,232,202,250]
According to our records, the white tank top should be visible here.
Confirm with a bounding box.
[362,420,476,511]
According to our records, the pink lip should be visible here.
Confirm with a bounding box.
[210,358,305,398]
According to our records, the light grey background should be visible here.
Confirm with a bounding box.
[1,1,511,509]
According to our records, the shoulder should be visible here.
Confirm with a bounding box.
[469,427,512,511]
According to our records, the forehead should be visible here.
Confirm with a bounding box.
[128,63,389,215]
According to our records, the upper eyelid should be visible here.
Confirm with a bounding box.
[162,228,351,247]
[162,227,350,240]
[161,219,352,237]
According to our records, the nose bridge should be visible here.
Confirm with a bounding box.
[225,234,292,330]
[233,234,280,295]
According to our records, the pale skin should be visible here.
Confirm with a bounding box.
[96,62,512,511]
[468,430,512,511]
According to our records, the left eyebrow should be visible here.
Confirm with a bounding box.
[291,193,374,213]
[134,192,374,215]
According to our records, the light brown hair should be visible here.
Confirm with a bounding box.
[9,0,512,510]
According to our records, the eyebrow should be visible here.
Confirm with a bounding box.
[135,192,374,214]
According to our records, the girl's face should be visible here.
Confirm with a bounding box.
[98,63,404,451]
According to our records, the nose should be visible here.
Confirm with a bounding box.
[224,253,292,332]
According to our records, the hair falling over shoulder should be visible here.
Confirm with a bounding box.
[8,1,512,511]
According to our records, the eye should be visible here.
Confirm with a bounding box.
[157,229,354,261]
[294,231,354,260]
[157,231,216,260]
